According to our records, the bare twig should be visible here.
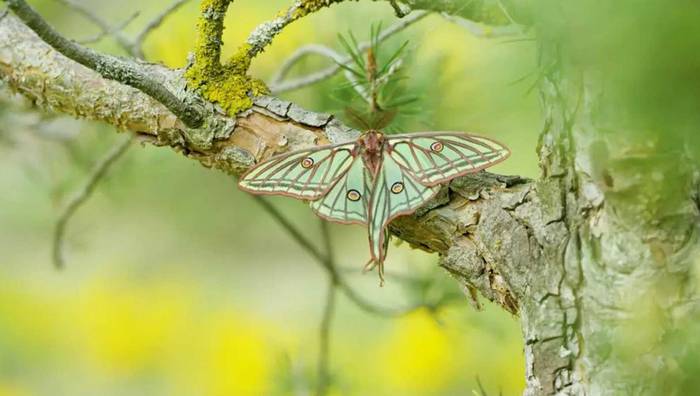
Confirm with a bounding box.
[54,0,135,51]
[4,0,203,128]
[495,0,520,27]
[245,0,351,59]
[319,220,339,284]
[389,0,410,17]
[253,196,326,263]
[53,136,133,269]
[271,44,344,85]
[54,0,188,58]
[475,375,489,396]
[269,11,429,94]
[80,11,140,46]
[440,12,523,38]
[316,282,335,396]
[132,0,190,58]
[316,218,337,396]
[252,196,427,317]
[270,42,370,105]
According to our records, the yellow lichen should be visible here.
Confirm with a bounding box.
[293,0,348,19]
[185,2,269,116]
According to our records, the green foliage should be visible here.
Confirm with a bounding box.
[333,22,421,132]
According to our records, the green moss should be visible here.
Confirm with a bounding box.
[184,0,351,115]
[185,3,269,116]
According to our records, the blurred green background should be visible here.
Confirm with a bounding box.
[0,0,543,395]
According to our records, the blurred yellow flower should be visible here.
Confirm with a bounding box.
[0,383,30,396]
[416,21,479,87]
[76,278,192,376]
[203,314,274,396]
[377,310,455,393]
[0,285,65,350]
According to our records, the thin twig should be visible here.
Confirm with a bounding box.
[270,42,371,106]
[495,0,520,27]
[252,197,426,317]
[271,44,344,85]
[341,282,425,316]
[316,281,335,396]
[316,218,337,396]
[269,10,429,94]
[79,11,140,46]
[132,0,190,58]
[53,0,188,58]
[440,12,523,38]
[389,0,409,17]
[319,220,339,283]
[475,375,489,396]
[53,136,133,269]
[5,0,203,128]
[53,0,135,52]
[253,196,326,263]
[245,0,355,59]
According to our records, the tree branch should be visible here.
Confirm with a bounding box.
[3,0,203,128]
[0,2,541,315]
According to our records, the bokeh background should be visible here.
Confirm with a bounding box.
[0,0,543,395]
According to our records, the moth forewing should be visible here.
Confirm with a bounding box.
[238,142,359,200]
[385,132,510,186]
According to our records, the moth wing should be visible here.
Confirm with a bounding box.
[238,142,358,200]
[368,154,439,263]
[309,156,370,225]
[385,132,510,186]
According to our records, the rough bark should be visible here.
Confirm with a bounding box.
[1,3,699,395]
[516,41,700,394]
[0,12,351,175]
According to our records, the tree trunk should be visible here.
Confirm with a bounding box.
[518,42,700,394]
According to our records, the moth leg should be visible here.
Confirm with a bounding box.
[362,258,385,287]
[377,261,385,287]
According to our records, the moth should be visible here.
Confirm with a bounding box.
[238,129,510,283]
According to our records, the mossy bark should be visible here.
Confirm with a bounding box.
[513,39,700,394]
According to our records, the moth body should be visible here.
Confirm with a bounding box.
[357,130,385,178]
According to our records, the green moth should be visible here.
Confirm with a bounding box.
[239,130,510,283]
